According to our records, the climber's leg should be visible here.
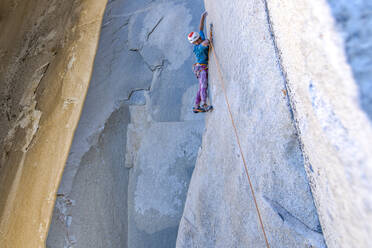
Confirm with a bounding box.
[199,69,208,105]
[193,66,202,113]
[193,65,211,113]
[198,68,213,112]
[195,87,201,107]
[193,93,201,112]
[193,92,205,113]
[193,65,202,108]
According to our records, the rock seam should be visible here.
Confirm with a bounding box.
[261,0,327,244]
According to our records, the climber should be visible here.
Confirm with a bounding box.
[188,11,213,113]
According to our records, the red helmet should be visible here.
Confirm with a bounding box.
[188,32,200,43]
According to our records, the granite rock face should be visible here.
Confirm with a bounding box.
[176,0,326,247]
[177,0,372,247]
[127,117,203,248]
[47,0,205,247]
[1,0,371,247]
[264,0,372,247]
[0,0,107,246]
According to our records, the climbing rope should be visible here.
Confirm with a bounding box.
[208,26,271,248]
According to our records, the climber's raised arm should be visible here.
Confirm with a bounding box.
[199,11,207,32]
[198,11,209,47]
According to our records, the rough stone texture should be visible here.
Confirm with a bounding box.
[47,0,205,247]
[47,105,130,248]
[177,0,326,247]
[327,0,372,120]
[2,0,370,247]
[127,115,203,248]
[264,0,372,247]
[0,0,107,247]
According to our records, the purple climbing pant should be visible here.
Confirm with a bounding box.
[193,64,208,106]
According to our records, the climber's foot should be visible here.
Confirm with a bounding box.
[201,105,213,112]
[193,106,205,113]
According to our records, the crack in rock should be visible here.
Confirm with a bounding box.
[130,48,165,72]
[125,89,148,106]
[112,19,130,36]
[146,16,164,41]
[263,196,323,235]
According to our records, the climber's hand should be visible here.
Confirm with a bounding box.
[201,39,209,47]
[200,11,208,30]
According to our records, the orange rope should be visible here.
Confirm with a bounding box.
[208,33,271,248]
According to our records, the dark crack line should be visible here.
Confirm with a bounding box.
[34,63,50,95]
[149,58,166,72]
[146,16,164,41]
[125,88,149,101]
[25,126,39,152]
[23,63,49,152]
[112,20,130,36]
[261,0,294,120]
[262,0,304,153]
[262,0,326,239]
[34,62,52,111]
[263,196,322,234]
[182,215,198,231]
[130,48,165,72]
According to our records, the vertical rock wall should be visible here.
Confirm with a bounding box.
[47,0,205,247]
[177,0,326,247]
[265,0,372,247]
[178,0,372,247]
[1,0,370,247]
[0,0,107,247]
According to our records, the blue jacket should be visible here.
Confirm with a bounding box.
[193,30,209,64]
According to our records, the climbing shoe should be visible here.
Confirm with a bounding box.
[193,106,205,113]
[201,105,213,112]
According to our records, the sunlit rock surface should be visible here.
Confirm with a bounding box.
[265,0,372,247]
[0,0,107,246]
[177,0,372,247]
[1,0,371,247]
[176,1,325,247]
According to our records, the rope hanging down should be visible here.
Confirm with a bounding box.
[208,26,271,248]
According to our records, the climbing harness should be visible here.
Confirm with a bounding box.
[192,63,208,78]
[208,24,271,248]
[194,63,208,66]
